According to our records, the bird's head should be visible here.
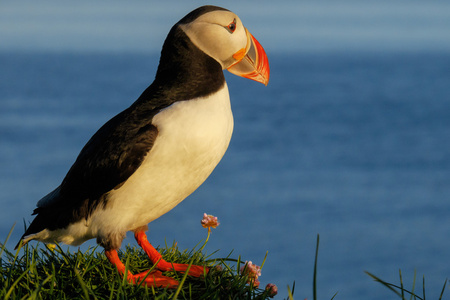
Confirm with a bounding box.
[178,6,270,86]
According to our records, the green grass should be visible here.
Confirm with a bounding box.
[366,270,448,300]
[2,226,447,300]
[0,225,285,299]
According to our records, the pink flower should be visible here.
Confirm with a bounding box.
[253,278,261,288]
[240,261,262,287]
[201,213,220,231]
[265,283,278,297]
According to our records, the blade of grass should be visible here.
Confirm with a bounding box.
[290,281,295,298]
[287,284,294,300]
[237,255,242,277]
[399,269,405,300]
[75,268,90,300]
[365,271,403,298]
[438,278,447,300]
[49,263,56,295]
[54,242,70,265]
[0,224,15,258]
[172,260,192,299]
[410,269,417,300]
[422,276,426,300]
[123,255,130,286]
[220,258,234,274]
[75,267,96,300]
[313,234,319,300]
[6,240,27,288]
[260,251,269,269]
[108,281,115,300]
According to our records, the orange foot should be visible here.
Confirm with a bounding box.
[105,229,209,288]
[105,250,179,288]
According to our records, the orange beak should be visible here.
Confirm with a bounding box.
[227,28,270,86]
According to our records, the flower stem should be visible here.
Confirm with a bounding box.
[199,228,211,252]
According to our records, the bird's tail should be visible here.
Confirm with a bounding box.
[14,211,51,250]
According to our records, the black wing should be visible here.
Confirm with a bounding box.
[59,108,158,206]
[23,106,159,235]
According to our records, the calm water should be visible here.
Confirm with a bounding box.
[1,51,449,299]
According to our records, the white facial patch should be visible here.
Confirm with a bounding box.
[179,10,248,69]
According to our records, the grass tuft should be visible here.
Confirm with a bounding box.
[365,270,448,300]
[3,225,447,299]
[1,226,283,299]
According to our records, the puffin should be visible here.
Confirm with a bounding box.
[16,5,269,288]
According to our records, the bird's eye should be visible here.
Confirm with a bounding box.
[227,19,237,33]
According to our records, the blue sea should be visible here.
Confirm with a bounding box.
[1,51,450,299]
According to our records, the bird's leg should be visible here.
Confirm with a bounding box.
[134,229,209,277]
[105,249,179,288]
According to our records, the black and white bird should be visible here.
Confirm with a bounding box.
[17,5,269,288]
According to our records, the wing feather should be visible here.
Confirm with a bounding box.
[23,107,159,236]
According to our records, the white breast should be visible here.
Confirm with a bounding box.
[84,83,234,241]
